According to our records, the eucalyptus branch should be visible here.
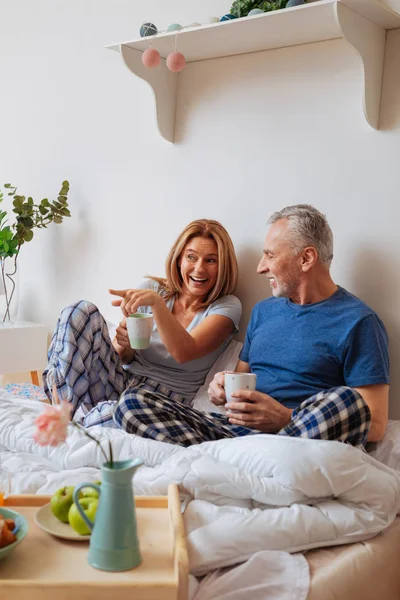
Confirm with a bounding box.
[0,181,70,321]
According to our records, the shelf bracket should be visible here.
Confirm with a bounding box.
[335,2,386,129]
[120,45,178,143]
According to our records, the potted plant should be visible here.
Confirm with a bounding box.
[0,180,70,322]
[230,0,298,17]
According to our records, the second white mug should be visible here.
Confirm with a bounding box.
[224,372,257,402]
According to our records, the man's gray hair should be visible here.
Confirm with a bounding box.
[268,204,334,266]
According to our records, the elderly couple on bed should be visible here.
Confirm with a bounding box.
[43,204,389,449]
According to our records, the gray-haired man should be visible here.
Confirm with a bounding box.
[209,204,389,447]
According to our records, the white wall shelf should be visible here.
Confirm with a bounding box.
[106,0,400,142]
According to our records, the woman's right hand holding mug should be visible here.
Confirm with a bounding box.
[113,318,135,364]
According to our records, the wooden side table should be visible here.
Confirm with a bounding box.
[0,321,48,385]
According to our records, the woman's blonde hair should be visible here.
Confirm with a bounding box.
[150,219,238,307]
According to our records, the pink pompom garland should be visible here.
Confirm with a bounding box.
[166,51,186,72]
[142,47,161,68]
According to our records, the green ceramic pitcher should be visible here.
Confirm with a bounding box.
[73,457,143,572]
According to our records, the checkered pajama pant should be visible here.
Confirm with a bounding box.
[43,300,129,423]
[43,301,371,449]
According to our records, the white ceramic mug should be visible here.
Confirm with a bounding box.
[126,313,153,350]
[224,372,257,402]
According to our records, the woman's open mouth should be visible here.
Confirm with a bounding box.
[189,276,208,285]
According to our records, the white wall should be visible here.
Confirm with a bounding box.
[1,1,400,415]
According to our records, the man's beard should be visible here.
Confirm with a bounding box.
[272,271,300,299]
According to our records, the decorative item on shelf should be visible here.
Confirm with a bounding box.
[138,0,303,47]
[166,50,186,72]
[0,181,70,323]
[138,1,303,73]
[34,396,143,572]
[230,0,298,17]
[220,13,238,21]
[230,0,262,17]
[167,23,183,32]
[142,47,161,68]
[139,22,158,37]
[166,32,186,73]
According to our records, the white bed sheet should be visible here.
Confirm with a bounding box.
[1,391,400,600]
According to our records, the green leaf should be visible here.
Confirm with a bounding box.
[230,0,263,17]
[0,228,13,241]
[60,181,70,195]
[0,179,70,250]
[19,217,34,227]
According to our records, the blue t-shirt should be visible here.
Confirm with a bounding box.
[240,286,389,409]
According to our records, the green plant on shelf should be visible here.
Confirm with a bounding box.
[0,180,70,322]
[230,0,293,17]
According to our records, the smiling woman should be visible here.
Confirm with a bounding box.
[42,219,242,438]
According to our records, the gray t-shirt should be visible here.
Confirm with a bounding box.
[125,280,242,400]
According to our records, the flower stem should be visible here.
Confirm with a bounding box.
[109,440,114,468]
[72,422,111,465]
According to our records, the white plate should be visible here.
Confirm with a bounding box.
[34,503,90,542]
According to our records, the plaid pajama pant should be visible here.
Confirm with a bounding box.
[43,300,129,422]
[44,301,371,448]
[114,385,371,448]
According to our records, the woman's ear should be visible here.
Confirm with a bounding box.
[301,246,318,272]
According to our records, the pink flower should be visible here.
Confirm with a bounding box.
[33,401,72,446]
[33,399,114,466]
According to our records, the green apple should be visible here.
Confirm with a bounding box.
[68,497,98,535]
[81,480,101,499]
[50,486,76,523]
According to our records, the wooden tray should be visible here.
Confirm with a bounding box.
[0,484,188,600]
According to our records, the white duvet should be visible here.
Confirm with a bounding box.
[1,393,400,598]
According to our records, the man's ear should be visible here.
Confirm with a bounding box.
[301,246,318,272]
